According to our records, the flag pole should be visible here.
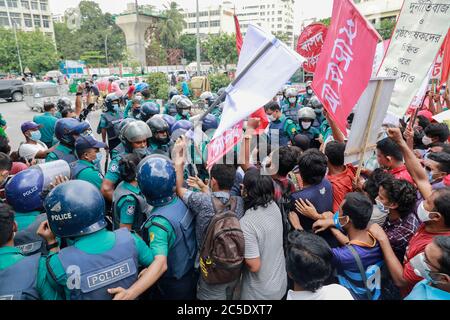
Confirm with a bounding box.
[354,80,384,183]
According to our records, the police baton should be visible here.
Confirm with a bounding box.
[104,150,109,176]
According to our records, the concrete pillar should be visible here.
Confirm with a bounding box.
[115,14,158,67]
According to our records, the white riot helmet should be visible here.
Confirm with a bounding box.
[298,107,316,120]
[121,120,152,145]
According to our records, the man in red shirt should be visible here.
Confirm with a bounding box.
[370,128,450,297]
[324,141,356,212]
[376,137,414,184]
[127,80,135,100]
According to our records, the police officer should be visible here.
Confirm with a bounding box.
[146,116,170,156]
[126,97,143,120]
[282,87,302,125]
[162,114,176,133]
[110,118,136,160]
[140,102,160,123]
[41,180,156,300]
[199,91,214,109]
[307,96,326,129]
[55,97,72,119]
[97,93,124,152]
[112,153,149,236]
[70,136,107,190]
[266,101,298,147]
[302,81,314,106]
[101,121,152,203]
[202,113,218,137]
[123,82,148,118]
[46,118,91,163]
[138,155,197,300]
[163,89,179,116]
[175,97,193,121]
[171,119,193,135]
[297,107,321,149]
[0,204,60,300]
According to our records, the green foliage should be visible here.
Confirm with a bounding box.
[203,34,238,70]
[376,17,396,40]
[147,72,169,99]
[0,28,58,74]
[178,34,197,63]
[54,0,126,65]
[208,73,230,93]
[146,39,168,66]
[80,50,105,66]
[157,1,185,49]
[319,17,331,27]
[274,31,291,44]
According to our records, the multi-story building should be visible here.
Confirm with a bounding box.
[0,0,55,39]
[52,13,65,24]
[354,0,403,26]
[181,1,236,37]
[236,0,295,47]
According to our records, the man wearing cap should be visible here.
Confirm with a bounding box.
[33,101,58,148]
[70,136,107,190]
[18,121,55,164]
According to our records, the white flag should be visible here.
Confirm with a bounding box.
[213,25,305,139]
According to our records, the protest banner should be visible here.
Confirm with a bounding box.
[372,40,390,77]
[377,0,450,118]
[344,78,397,175]
[441,30,450,86]
[207,122,243,169]
[296,23,328,73]
[312,0,380,136]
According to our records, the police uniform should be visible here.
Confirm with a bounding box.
[97,108,123,151]
[113,181,150,235]
[70,159,104,190]
[46,144,77,163]
[33,112,58,148]
[296,125,321,147]
[105,152,129,185]
[268,114,298,147]
[175,113,190,121]
[281,102,302,125]
[0,247,61,300]
[148,142,170,157]
[123,100,133,119]
[45,228,154,300]
[163,103,178,117]
[143,197,197,300]
[14,211,42,231]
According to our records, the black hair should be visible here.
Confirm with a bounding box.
[434,236,450,276]
[342,192,373,230]
[0,136,11,155]
[380,179,417,218]
[141,89,151,99]
[61,108,75,118]
[0,152,12,171]
[292,134,310,151]
[119,153,142,183]
[265,101,281,112]
[286,230,333,292]
[0,203,15,246]
[416,115,431,130]
[242,168,274,211]
[277,146,298,177]
[325,141,345,166]
[298,149,327,185]
[377,137,404,162]
[428,152,450,174]
[433,188,450,228]
[363,168,394,202]
[425,123,450,143]
[44,101,56,112]
[441,144,450,155]
[210,164,236,190]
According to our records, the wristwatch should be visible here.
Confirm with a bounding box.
[46,241,59,251]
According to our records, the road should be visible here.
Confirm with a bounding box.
[0,98,102,151]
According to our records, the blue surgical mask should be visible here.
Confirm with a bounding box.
[133,147,147,158]
[375,197,390,214]
[93,152,102,167]
[30,130,41,142]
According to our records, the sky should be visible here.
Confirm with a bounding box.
[49,0,333,30]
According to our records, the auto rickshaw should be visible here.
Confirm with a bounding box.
[190,76,211,98]
[23,82,60,112]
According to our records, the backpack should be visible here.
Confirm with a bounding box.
[274,179,294,257]
[199,196,245,285]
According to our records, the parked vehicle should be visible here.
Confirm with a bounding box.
[0,79,24,102]
[23,82,60,112]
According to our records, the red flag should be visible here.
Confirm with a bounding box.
[296,23,328,73]
[207,122,244,169]
[311,0,380,136]
[234,14,243,55]
[440,29,450,88]
[250,107,269,135]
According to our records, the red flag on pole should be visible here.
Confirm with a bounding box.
[234,14,243,55]
[440,29,450,88]
[311,0,381,136]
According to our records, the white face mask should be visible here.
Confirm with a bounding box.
[268,114,276,122]
[375,197,390,214]
[417,201,434,223]
[301,121,312,130]
[307,89,313,95]
[422,136,433,146]
[289,97,297,104]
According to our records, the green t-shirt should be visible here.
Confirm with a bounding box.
[33,112,58,144]
[74,160,103,190]
[46,144,73,163]
[0,247,61,300]
[46,229,154,299]
[116,182,141,226]
[14,211,41,231]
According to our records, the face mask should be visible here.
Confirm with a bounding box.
[410,253,436,283]
[289,97,297,104]
[440,89,446,96]
[375,198,390,214]
[268,114,276,122]
[307,89,313,95]
[93,152,102,166]
[301,121,312,130]
[182,110,190,117]
[133,147,147,158]
[422,136,433,146]
[417,201,434,223]
[314,108,323,115]
[30,131,41,142]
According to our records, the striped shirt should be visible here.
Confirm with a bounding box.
[240,201,287,300]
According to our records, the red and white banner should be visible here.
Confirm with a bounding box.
[207,122,243,169]
[441,29,450,87]
[296,23,328,73]
[311,0,380,136]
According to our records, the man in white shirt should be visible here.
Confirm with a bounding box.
[18,121,55,164]
[285,229,354,300]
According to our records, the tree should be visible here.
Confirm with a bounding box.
[80,51,105,67]
[0,28,58,74]
[208,73,231,92]
[203,33,238,70]
[147,72,169,99]
[157,1,185,49]
[274,31,291,44]
[319,17,331,27]
[376,17,396,40]
[178,34,197,63]
[146,39,167,66]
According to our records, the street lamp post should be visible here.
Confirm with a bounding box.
[12,21,24,76]
[105,34,109,66]
[196,0,201,75]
